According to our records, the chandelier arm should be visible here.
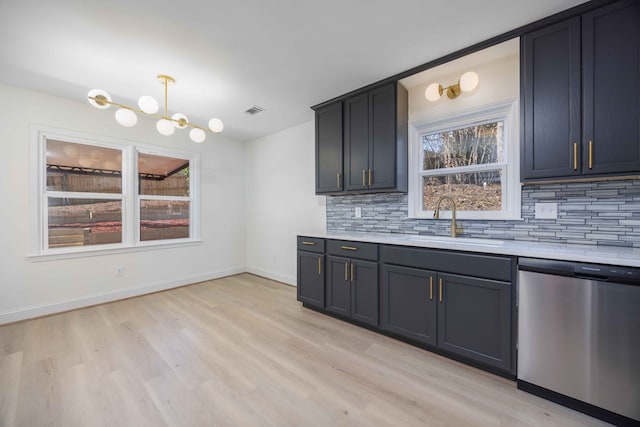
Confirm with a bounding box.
[164,77,169,117]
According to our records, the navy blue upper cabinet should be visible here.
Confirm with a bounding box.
[315,102,344,193]
[582,0,640,176]
[315,82,408,194]
[522,18,581,180]
[522,0,640,181]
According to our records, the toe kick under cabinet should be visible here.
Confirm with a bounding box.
[296,236,516,376]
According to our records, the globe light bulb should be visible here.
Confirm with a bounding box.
[156,119,175,136]
[189,128,206,143]
[172,113,189,129]
[208,118,224,133]
[425,83,442,102]
[87,89,112,109]
[459,71,479,93]
[138,96,159,114]
[115,108,138,127]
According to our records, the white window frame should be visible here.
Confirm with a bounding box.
[408,99,521,220]
[30,125,201,260]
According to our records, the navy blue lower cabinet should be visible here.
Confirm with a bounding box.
[437,273,512,372]
[298,237,514,376]
[296,251,324,309]
[326,255,378,327]
[296,237,326,309]
[380,264,437,346]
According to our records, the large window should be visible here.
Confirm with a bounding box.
[409,101,520,220]
[32,126,200,257]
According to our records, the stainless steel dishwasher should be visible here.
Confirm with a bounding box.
[517,258,640,426]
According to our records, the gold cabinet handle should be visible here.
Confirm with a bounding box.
[429,276,433,301]
[362,169,366,186]
[344,262,348,282]
[336,172,341,189]
[368,169,372,187]
[318,257,321,275]
[302,241,316,246]
[351,263,355,283]
[588,140,593,169]
[573,142,578,171]
[439,278,443,303]
[341,246,358,251]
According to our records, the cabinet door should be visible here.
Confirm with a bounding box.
[522,18,581,180]
[297,252,324,308]
[326,255,350,317]
[583,0,640,175]
[344,93,370,191]
[369,84,397,190]
[350,259,378,327]
[437,274,511,371]
[380,264,437,346]
[315,102,343,193]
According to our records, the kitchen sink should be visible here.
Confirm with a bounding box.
[402,235,504,247]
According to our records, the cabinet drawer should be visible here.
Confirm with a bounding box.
[381,245,512,282]
[297,236,325,253]
[327,239,378,261]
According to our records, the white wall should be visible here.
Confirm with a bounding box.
[0,83,247,324]
[245,121,326,285]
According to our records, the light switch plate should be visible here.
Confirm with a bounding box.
[355,206,362,218]
[534,202,558,219]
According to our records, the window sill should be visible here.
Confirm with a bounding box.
[27,239,202,262]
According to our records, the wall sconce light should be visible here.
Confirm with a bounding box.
[87,74,224,143]
[425,71,479,102]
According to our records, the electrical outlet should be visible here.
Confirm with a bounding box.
[116,266,124,277]
[355,207,362,218]
[534,203,558,219]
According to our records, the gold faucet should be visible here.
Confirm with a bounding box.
[433,196,459,238]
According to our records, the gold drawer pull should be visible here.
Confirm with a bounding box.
[588,140,593,169]
[344,262,348,281]
[351,263,355,283]
[341,246,358,251]
[439,278,443,303]
[318,257,321,275]
[302,241,316,246]
[429,276,433,301]
[573,142,578,171]
[368,169,372,187]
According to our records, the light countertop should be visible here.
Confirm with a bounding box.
[299,231,640,268]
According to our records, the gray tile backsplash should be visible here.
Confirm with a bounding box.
[326,179,640,247]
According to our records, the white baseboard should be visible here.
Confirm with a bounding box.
[246,266,296,287]
[0,266,246,325]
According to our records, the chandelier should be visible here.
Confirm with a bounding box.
[87,74,224,143]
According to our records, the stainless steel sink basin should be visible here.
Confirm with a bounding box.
[402,235,504,247]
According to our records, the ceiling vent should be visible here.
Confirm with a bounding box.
[244,105,264,115]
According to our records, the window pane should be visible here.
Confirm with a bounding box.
[48,198,122,248]
[423,121,504,170]
[140,200,190,241]
[138,153,189,197]
[46,140,122,193]
[422,170,502,211]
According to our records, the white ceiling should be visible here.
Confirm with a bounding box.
[0,0,587,142]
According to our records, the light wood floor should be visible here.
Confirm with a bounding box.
[0,273,609,426]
